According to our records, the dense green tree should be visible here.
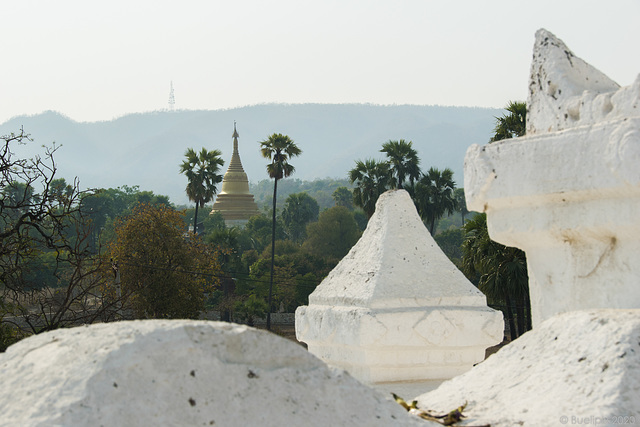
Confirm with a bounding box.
[281,192,319,244]
[303,206,361,261]
[349,159,390,218]
[332,186,354,209]
[461,213,529,338]
[206,227,245,321]
[380,139,421,189]
[233,294,268,327]
[244,213,285,253]
[434,227,464,265]
[413,167,458,235]
[135,191,171,208]
[259,133,302,330]
[454,188,469,227]
[353,209,368,231]
[249,178,352,211]
[179,147,225,235]
[108,203,222,319]
[180,207,225,235]
[241,244,330,313]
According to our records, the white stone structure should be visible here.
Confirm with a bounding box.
[415,309,640,426]
[296,190,503,384]
[465,29,640,326]
[0,320,429,427]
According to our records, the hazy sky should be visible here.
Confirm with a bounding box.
[3,0,639,124]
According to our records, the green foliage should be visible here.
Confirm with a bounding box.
[244,213,285,253]
[180,148,225,207]
[453,188,469,226]
[250,178,353,211]
[349,159,391,218]
[82,185,174,248]
[233,294,268,327]
[108,203,223,319]
[413,167,458,235]
[179,147,225,234]
[380,139,421,189]
[259,133,302,180]
[21,250,67,290]
[0,322,22,353]
[353,209,368,231]
[490,101,526,142]
[461,212,530,338]
[303,206,361,261]
[332,186,354,209]
[281,192,320,244]
[434,228,464,265]
[1,130,118,336]
[240,247,330,312]
[181,207,226,235]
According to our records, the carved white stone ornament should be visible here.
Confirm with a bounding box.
[465,29,640,326]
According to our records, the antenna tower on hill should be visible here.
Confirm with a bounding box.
[168,81,175,111]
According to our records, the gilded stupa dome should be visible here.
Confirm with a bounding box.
[210,123,260,227]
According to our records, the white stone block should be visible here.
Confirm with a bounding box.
[0,320,430,426]
[465,29,640,326]
[296,190,503,384]
[416,310,640,426]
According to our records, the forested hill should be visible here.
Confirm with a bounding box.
[0,104,502,204]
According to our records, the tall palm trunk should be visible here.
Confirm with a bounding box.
[267,177,278,330]
[515,294,526,337]
[193,203,199,235]
[524,286,532,331]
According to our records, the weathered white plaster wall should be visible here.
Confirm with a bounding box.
[296,190,503,384]
[415,309,640,426]
[464,29,640,326]
[0,320,429,426]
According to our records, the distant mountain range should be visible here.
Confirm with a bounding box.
[0,104,502,205]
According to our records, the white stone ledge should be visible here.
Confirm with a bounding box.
[465,117,640,215]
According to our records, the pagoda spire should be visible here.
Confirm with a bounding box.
[210,122,260,227]
[227,121,245,174]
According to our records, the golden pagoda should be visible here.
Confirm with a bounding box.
[210,122,260,227]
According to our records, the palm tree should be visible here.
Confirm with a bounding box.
[413,167,457,235]
[490,101,526,142]
[461,101,532,339]
[259,133,302,330]
[454,188,469,227]
[380,139,421,189]
[180,148,225,235]
[348,159,391,218]
[461,213,529,339]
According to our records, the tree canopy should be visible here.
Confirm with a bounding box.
[413,167,458,235]
[179,147,224,234]
[303,206,361,261]
[349,159,391,218]
[108,203,222,319]
[380,139,421,189]
[281,192,319,244]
